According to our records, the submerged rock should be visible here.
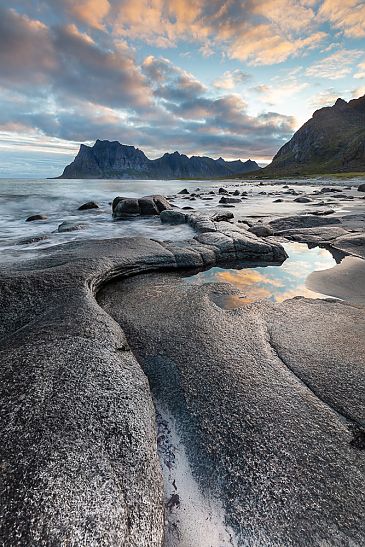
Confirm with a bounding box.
[219,197,241,204]
[58,221,89,232]
[26,214,48,222]
[78,201,99,210]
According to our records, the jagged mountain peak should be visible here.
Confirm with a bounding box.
[58,140,261,179]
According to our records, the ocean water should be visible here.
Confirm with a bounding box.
[0,177,357,263]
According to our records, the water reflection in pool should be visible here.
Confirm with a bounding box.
[184,242,340,308]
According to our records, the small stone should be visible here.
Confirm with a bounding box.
[78,201,99,210]
[26,214,48,222]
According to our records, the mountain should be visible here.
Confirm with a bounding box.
[262,94,365,175]
[58,140,260,179]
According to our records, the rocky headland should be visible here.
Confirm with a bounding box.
[1,182,365,546]
[260,94,365,176]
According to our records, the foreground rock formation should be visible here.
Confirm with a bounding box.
[58,140,260,179]
[0,204,364,545]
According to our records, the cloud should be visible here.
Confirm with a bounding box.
[308,88,342,109]
[318,0,365,38]
[65,0,111,29]
[251,80,308,105]
[213,70,251,90]
[305,49,363,79]
[354,61,365,79]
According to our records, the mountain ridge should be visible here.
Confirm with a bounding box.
[58,140,260,179]
[259,94,365,176]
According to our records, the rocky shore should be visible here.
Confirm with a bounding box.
[1,184,364,546]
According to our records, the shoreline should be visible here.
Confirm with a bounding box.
[0,200,364,545]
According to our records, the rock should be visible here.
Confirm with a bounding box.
[219,197,241,204]
[358,183,365,192]
[160,210,187,224]
[78,201,99,210]
[221,204,235,208]
[268,215,341,233]
[16,235,49,245]
[58,221,89,233]
[113,195,172,219]
[308,209,335,216]
[26,214,48,222]
[211,212,234,222]
[293,197,312,203]
[320,187,342,193]
[273,198,284,203]
[248,225,274,237]
[182,206,194,210]
[178,189,189,195]
[233,190,240,196]
[241,191,248,196]
[218,188,229,194]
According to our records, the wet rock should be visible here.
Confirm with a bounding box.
[294,197,312,203]
[320,187,342,193]
[113,195,172,219]
[248,225,274,237]
[211,212,234,222]
[233,190,241,196]
[78,201,99,210]
[178,188,190,195]
[26,214,48,222]
[308,209,335,216]
[58,221,89,233]
[268,215,341,233]
[218,188,229,194]
[357,183,365,192]
[16,235,49,245]
[219,197,241,204]
[273,198,284,203]
[160,210,187,224]
[182,206,194,210]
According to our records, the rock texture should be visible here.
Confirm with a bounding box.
[58,140,260,179]
[0,218,288,545]
[263,94,365,175]
[112,195,172,219]
[99,271,365,546]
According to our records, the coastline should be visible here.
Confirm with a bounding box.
[1,200,364,544]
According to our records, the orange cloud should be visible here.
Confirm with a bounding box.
[66,0,111,30]
[318,0,365,38]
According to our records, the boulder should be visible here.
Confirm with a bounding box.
[358,183,365,192]
[78,201,99,210]
[211,212,234,222]
[320,187,342,193]
[178,189,189,195]
[58,221,89,233]
[248,225,274,237]
[113,195,172,219]
[160,210,187,224]
[268,215,341,233]
[218,188,229,194]
[233,190,240,196]
[26,214,48,222]
[293,197,312,203]
[273,198,284,203]
[219,197,241,204]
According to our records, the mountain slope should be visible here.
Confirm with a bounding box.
[263,94,365,175]
[59,140,260,179]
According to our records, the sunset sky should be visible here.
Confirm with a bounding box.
[1,0,365,177]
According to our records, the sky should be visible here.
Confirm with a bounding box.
[0,1,364,178]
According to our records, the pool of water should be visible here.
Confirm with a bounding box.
[184,242,341,307]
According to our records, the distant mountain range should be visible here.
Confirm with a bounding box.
[262,94,365,176]
[58,140,260,179]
